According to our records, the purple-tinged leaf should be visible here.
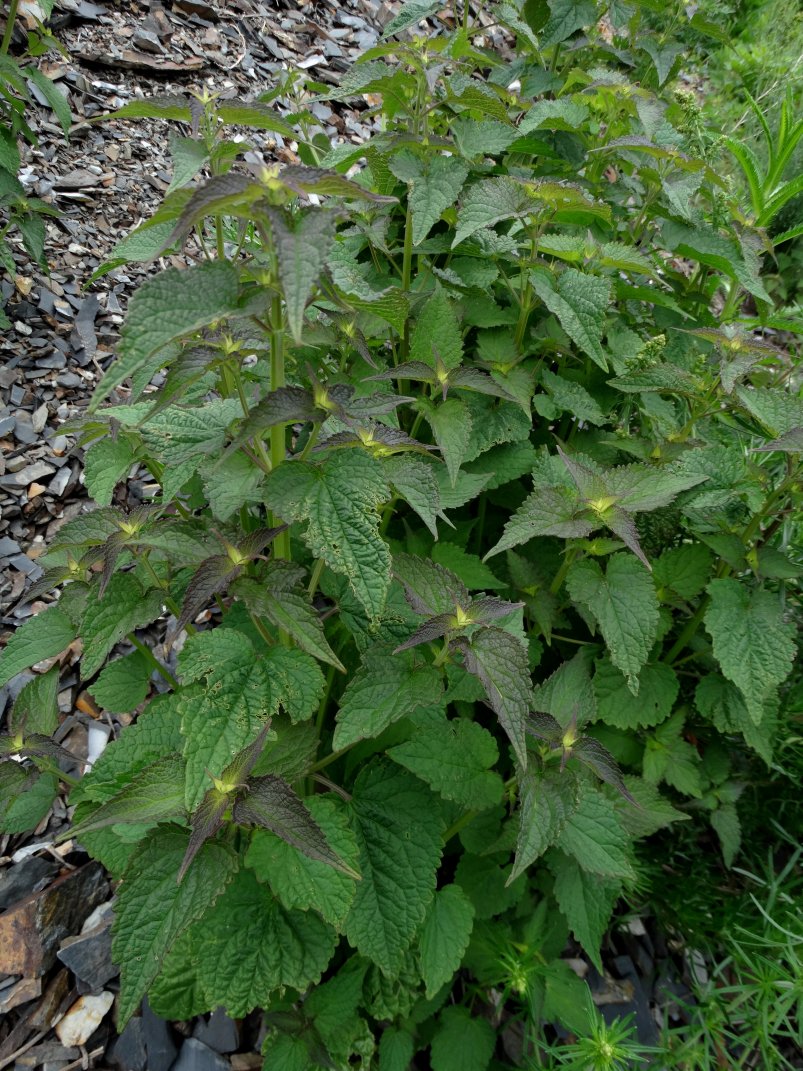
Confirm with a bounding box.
[233,775,358,877]
[178,554,241,631]
[469,596,524,623]
[177,787,230,884]
[456,627,530,767]
[572,736,636,803]
[393,553,468,616]
[393,614,455,653]
[603,506,651,570]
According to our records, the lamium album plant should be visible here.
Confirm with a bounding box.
[1,0,801,1067]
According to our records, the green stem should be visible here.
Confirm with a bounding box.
[215,216,225,260]
[1,0,19,55]
[231,362,272,472]
[269,294,291,562]
[549,547,579,595]
[307,557,325,599]
[399,201,414,363]
[135,552,193,632]
[127,632,180,690]
[443,809,477,844]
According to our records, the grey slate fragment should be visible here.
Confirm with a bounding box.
[57,915,118,992]
[112,1016,148,1071]
[193,1007,239,1054]
[171,1038,231,1071]
[0,856,59,912]
[0,461,56,488]
[141,997,178,1071]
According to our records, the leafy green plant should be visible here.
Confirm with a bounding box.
[0,0,801,1066]
[0,0,70,323]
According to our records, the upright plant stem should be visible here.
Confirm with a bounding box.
[127,632,179,690]
[0,0,19,55]
[269,293,291,562]
[399,202,414,366]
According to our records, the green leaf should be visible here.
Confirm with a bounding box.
[0,770,59,835]
[83,437,137,506]
[531,648,596,725]
[421,397,472,487]
[530,268,610,370]
[695,675,775,765]
[486,484,593,558]
[410,288,464,370]
[458,627,530,767]
[235,579,344,671]
[418,884,475,998]
[380,1027,416,1071]
[388,717,504,810]
[167,134,209,194]
[246,794,360,927]
[89,642,152,711]
[267,451,391,621]
[383,0,442,35]
[0,127,21,174]
[541,369,606,425]
[653,544,713,600]
[269,208,338,343]
[711,803,741,868]
[234,775,356,876]
[705,579,796,725]
[430,1006,495,1071]
[202,452,265,521]
[558,783,634,880]
[593,658,678,729]
[177,632,275,808]
[615,776,690,839]
[79,574,163,679]
[68,756,186,840]
[112,827,238,1027]
[76,694,183,800]
[163,868,337,1018]
[520,98,589,132]
[431,543,503,590]
[345,760,443,975]
[10,666,60,737]
[566,555,659,693]
[454,176,536,246]
[550,851,620,972]
[642,711,703,797]
[382,455,442,538]
[91,262,242,411]
[736,386,803,437]
[662,221,771,303]
[333,650,443,750]
[0,607,75,688]
[452,118,518,158]
[510,767,579,882]
[389,151,469,245]
[262,647,325,724]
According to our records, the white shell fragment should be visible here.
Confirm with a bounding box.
[55,991,115,1047]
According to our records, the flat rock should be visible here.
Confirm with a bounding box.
[0,861,107,976]
[112,1015,148,1071]
[141,997,178,1071]
[0,975,42,1013]
[172,1038,231,1071]
[57,910,117,992]
[193,1007,239,1053]
[0,855,59,911]
[55,990,115,1047]
[0,461,56,488]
